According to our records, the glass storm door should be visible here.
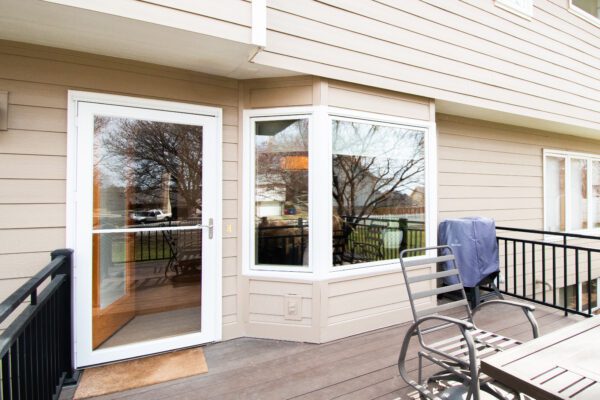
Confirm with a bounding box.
[73,99,220,367]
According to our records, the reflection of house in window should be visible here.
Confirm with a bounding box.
[255,175,285,217]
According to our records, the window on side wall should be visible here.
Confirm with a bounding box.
[571,0,600,22]
[544,151,600,233]
[560,278,600,314]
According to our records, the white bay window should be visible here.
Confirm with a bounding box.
[244,107,435,276]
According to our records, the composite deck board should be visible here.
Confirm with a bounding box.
[64,299,583,400]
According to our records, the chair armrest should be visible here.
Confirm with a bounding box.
[472,300,539,338]
[414,314,474,331]
[472,299,535,313]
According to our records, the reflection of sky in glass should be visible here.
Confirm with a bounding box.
[332,120,424,194]
[94,116,132,188]
[333,120,422,159]
[255,119,308,152]
[93,115,203,229]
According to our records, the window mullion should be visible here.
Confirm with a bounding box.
[310,106,332,278]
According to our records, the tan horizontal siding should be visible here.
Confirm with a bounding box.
[141,0,252,28]
[327,82,431,120]
[255,0,600,132]
[243,76,433,121]
[244,76,314,108]
[0,253,54,279]
[0,180,65,204]
[0,41,241,334]
[438,114,600,228]
[44,0,252,44]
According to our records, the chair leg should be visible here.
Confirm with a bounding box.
[418,353,423,385]
[467,368,481,400]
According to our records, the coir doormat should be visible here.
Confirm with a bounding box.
[74,347,208,399]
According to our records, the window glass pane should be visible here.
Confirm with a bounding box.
[331,120,425,266]
[254,119,309,267]
[545,156,565,232]
[94,117,202,229]
[593,279,599,312]
[564,284,578,310]
[573,0,600,18]
[591,161,600,229]
[581,280,598,312]
[570,159,588,230]
[93,115,203,349]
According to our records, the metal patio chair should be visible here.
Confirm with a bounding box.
[162,228,202,280]
[398,245,540,400]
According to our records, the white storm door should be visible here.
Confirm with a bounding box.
[71,96,221,367]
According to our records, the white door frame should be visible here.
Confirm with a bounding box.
[67,91,222,367]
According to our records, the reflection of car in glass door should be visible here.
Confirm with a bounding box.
[131,209,172,224]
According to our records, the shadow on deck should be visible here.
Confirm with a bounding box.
[62,298,583,400]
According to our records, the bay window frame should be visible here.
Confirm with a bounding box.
[242,106,437,279]
[243,107,316,274]
[326,108,437,274]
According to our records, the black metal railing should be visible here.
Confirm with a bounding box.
[254,216,426,266]
[0,249,75,399]
[496,227,600,317]
[256,218,308,265]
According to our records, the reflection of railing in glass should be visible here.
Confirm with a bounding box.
[108,221,202,281]
[256,218,308,266]
[253,215,424,267]
[333,216,425,265]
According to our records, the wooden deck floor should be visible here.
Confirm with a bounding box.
[62,298,584,400]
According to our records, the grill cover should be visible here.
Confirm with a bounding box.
[438,217,499,288]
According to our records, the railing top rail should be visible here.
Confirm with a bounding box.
[496,226,600,241]
[0,274,67,358]
[341,215,425,225]
[0,250,71,325]
[496,236,600,253]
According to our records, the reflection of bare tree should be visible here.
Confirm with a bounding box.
[100,119,202,217]
[332,121,424,221]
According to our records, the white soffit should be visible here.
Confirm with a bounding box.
[0,0,293,79]
[436,100,600,140]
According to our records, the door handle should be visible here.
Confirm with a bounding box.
[196,218,214,239]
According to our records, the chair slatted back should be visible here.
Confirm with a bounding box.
[400,246,473,339]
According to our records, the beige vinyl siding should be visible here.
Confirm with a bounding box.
[437,114,600,227]
[327,80,432,121]
[0,40,242,337]
[243,76,315,108]
[251,0,600,134]
[43,0,253,45]
[322,267,435,342]
[245,278,318,342]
